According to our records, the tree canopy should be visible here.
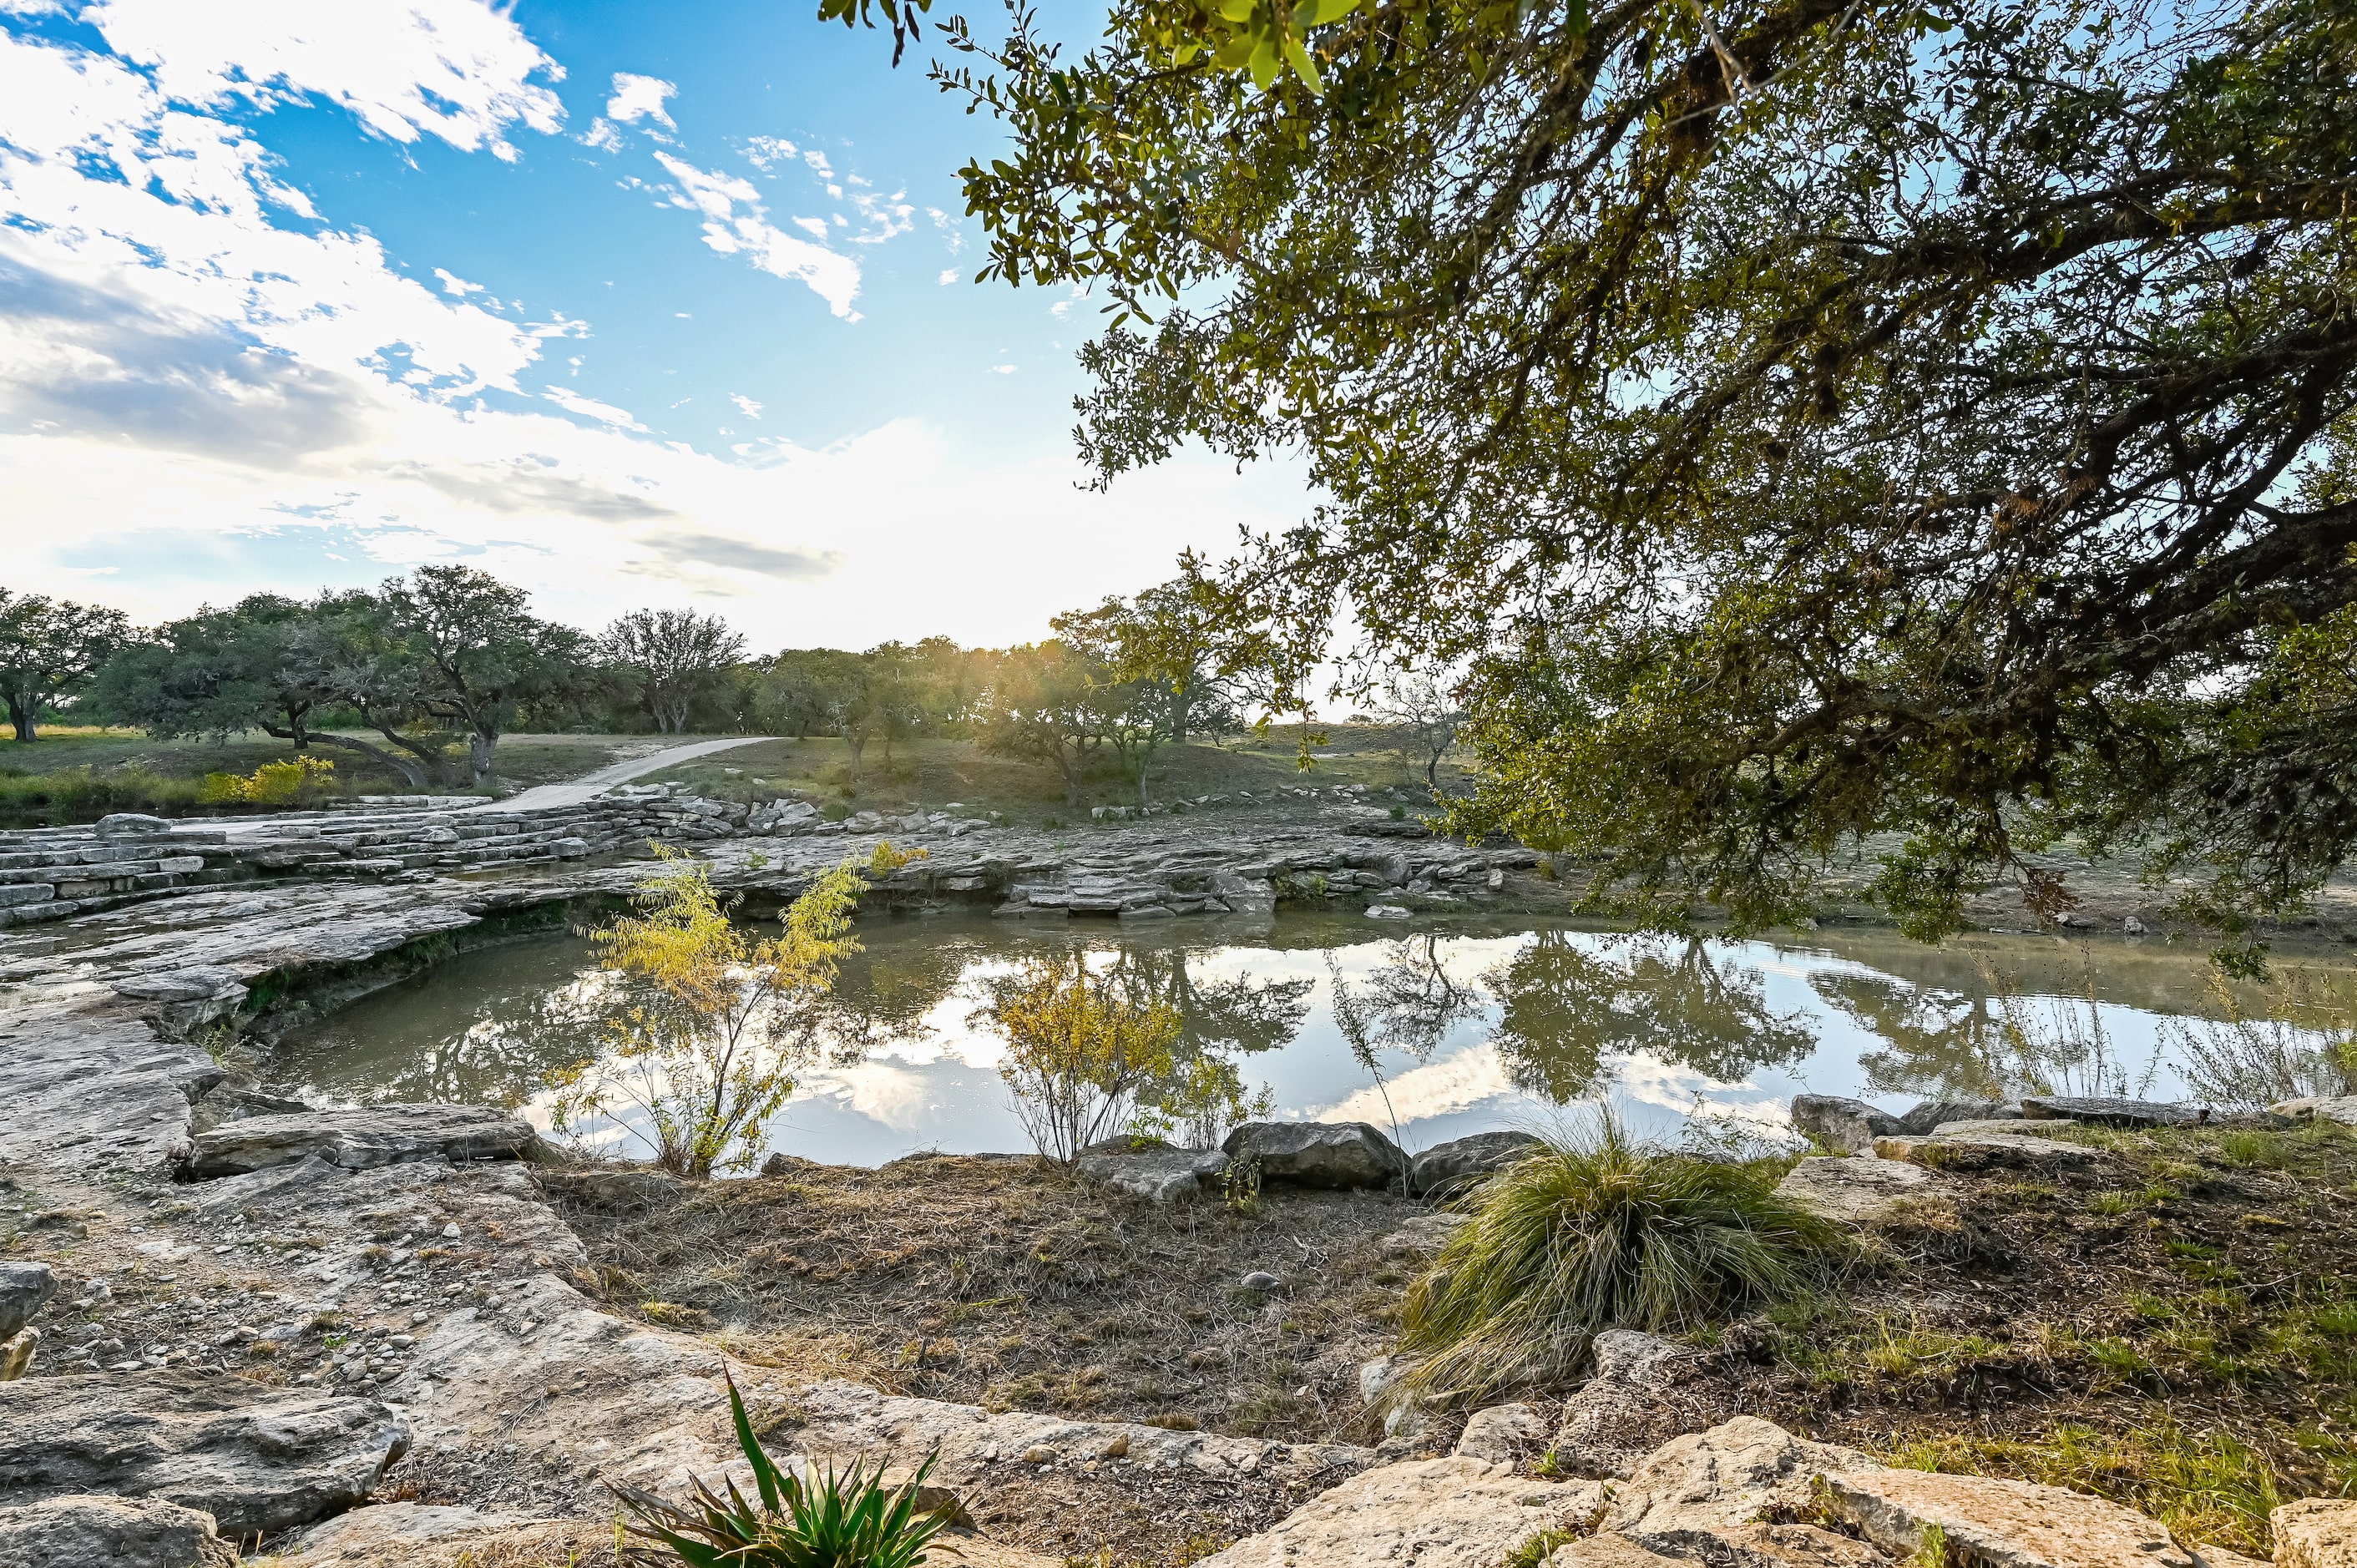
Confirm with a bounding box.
[873,0,2357,951]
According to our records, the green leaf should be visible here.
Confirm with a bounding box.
[1283,32,1324,92]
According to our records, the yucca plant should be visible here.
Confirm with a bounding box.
[611,1376,958,1567]
[1399,1115,1840,1405]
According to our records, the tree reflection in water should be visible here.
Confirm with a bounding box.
[1484,932,1818,1103]
[1811,964,2159,1100]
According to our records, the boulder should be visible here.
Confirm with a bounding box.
[2275,1497,2357,1568]
[1823,1466,2218,1568]
[1410,1131,1541,1196]
[1454,1403,1550,1464]
[1222,1121,1405,1189]
[2272,1097,2357,1127]
[1603,1416,1882,1565]
[177,1103,537,1179]
[1186,1456,1605,1567]
[1776,1156,1951,1227]
[2021,1095,2204,1128]
[0,1262,56,1339]
[0,1370,409,1535]
[95,813,174,837]
[1790,1095,1903,1154]
[0,1495,228,1568]
[1076,1146,1228,1206]
[1898,1100,2017,1136]
[1382,1211,1474,1259]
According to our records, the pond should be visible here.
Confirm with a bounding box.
[271,913,2357,1168]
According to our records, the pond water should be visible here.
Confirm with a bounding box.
[271,914,2357,1167]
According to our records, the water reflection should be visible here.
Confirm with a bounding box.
[271,916,2357,1166]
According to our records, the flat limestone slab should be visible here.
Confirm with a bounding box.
[1190,1458,1604,1567]
[178,1102,536,1178]
[1776,1156,1950,1226]
[1874,1133,2095,1170]
[1825,1466,2219,1568]
[0,1370,409,1536]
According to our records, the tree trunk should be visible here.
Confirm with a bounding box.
[4,690,36,742]
[258,722,429,790]
[1426,751,1440,788]
[847,732,867,783]
[469,731,497,787]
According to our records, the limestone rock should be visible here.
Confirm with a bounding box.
[1791,1095,1904,1154]
[1410,1130,1541,1196]
[1873,1132,2096,1170]
[1187,1456,1604,1567]
[1549,1331,1704,1479]
[1076,1146,1228,1205]
[2270,1096,2357,1127]
[1897,1100,2017,1135]
[0,1495,229,1568]
[1823,1466,2212,1568]
[1222,1120,1405,1189]
[178,1102,537,1178]
[0,1328,38,1381]
[2275,1497,2357,1568]
[534,1168,685,1208]
[95,813,174,837]
[286,1502,539,1561]
[1604,1416,1875,1550]
[1544,1533,1685,1568]
[1454,1403,1550,1464]
[1383,1211,1473,1258]
[0,1262,56,1339]
[1776,1156,1950,1227]
[0,1370,409,1535]
[2021,1095,2204,1128]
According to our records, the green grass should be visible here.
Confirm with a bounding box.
[641,732,1466,827]
[1397,1116,1839,1406]
[1887,1419,2299,1557]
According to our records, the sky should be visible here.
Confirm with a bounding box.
[0,0,1312,650]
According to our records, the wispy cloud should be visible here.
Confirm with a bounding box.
[84,0,565,160]
[652,151,860,319]
[731,393,762,419]
[543,384,645,429]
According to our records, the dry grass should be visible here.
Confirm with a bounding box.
[550,1154,1418,1444]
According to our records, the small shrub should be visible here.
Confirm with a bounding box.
[867,839,929,874]
[611,1375,954,1568]
[1399,1115,1839,1404]
[200,755,337,806]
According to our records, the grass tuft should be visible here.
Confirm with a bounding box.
[1398,1115,1839,1405]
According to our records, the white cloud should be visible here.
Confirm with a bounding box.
[84,0,564,161]
[990,365,1015,374]
[730,393,761,419]
[0,8,1317,654]
[792,215,830,240]
[433,268,485,296]
[802,149,832,177]
[581,117,621,152]
[651,151,860,320]
[741,134,797,170]
[542,384,644,429]
[604,71,675,129]
[938,269,958,286]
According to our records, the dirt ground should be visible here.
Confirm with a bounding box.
[551,1154,1422,1449]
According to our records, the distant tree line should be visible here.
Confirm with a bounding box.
[23,565,1307,797]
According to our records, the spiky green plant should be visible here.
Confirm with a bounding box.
[610,1376,958,1567]
[1398,1116,1839,1404]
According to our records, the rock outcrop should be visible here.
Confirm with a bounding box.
[1790,1095,1904,1154]
[1409,1130,1540,1196]
[175,1103,539,1178]
[0,1495,230,1568]
[1776,1156,1952,1227]
[2021,1095,2206,1128]
[1076,1145,1230,1205]
[0,1372,410,1535]
[1190,1456,1605,1567]
[2274,1497,2357,1568]
[1223,1121,1406,1189]
[1822,1466,2226,1568]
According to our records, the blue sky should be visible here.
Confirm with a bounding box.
[0,0,1309,649]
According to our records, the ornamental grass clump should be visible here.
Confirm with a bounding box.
[611,1376,955,1567]
[1399,1116,1839,1404]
